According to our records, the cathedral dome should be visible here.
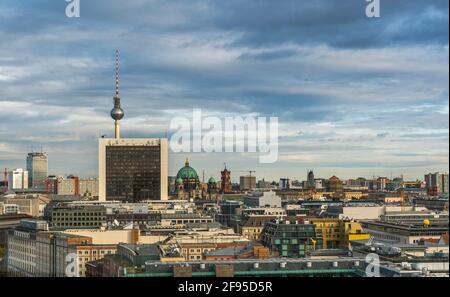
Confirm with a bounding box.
[208,177,216,184]
[176,158,199,181]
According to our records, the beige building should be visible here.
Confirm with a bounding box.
[98,138,168,201]
[79,178,99,197]
[62,228,140,245]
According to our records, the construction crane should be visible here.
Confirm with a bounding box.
[237,170,256,178]
[400,188,406,212]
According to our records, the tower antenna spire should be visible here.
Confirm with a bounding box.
[111,49,124,139]
[115,49,119,97]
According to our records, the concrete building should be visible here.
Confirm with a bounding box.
[26,152,48,191]
[50,205,107,229]
[425,172,449,195]
[7,169,28,191]
[243,191,282,208]
[0,203,20,215]
[239,176,256,191]
[123,257,374,277]
[98,138,168,202]
[78,178,99,198]
[4,196,42,217]
[6,219,48,276]
[360,215,449,244]
[169,233,250,261]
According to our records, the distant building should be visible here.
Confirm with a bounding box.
[45,176,98,197]
[376,177,390,191]
[306,170,315,189]
[7,168,28,191]
[98,138,168,202]
[314,179,324,190]
[244,191,282,208]
[256,179,271,189]
[325,176,343,193]
[26,152,48,191]
[220,166,232,194]
[239,175,256,191]
[279,178,290,190]
[78,178,99,197]
[424,172,449,195]
[175,159,201,200]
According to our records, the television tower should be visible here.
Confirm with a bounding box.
[110,49,124,139]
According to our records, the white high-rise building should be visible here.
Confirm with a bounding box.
[8,168,28,191]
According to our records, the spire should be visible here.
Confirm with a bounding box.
[110,49,124,139]
[115,49,119,97]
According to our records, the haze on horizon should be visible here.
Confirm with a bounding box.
[0,0,448,182]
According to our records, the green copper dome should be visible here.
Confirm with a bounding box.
[176,158,199,180]
[175,177,184,185]
[208,177,216,184]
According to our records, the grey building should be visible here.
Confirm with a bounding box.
[50,205,106,229]
[244,191,282,208]
[424,172,449,194]
[239,176,256,191]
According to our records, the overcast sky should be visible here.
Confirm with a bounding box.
[0,0,448,182]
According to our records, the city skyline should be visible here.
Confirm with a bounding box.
[0,0,449,180]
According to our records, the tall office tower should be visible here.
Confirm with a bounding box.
[425,172,449,195]
[98,50,168,202]
[26,152,48,191]
[99,139,168,201]
[7,168,28,191]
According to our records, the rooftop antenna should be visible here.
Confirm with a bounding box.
[110,49,125,139]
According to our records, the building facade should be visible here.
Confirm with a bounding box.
[50,205,107,229]
[261,221,323,258]
[239,176,256,191]
[26,152,48,191]
[425,172,449,195]
[7,168,28,191]
[98,138,168,201]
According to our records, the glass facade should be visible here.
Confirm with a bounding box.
[106,145,161,201]
[26,152,48,191]
[261,222,323,258]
